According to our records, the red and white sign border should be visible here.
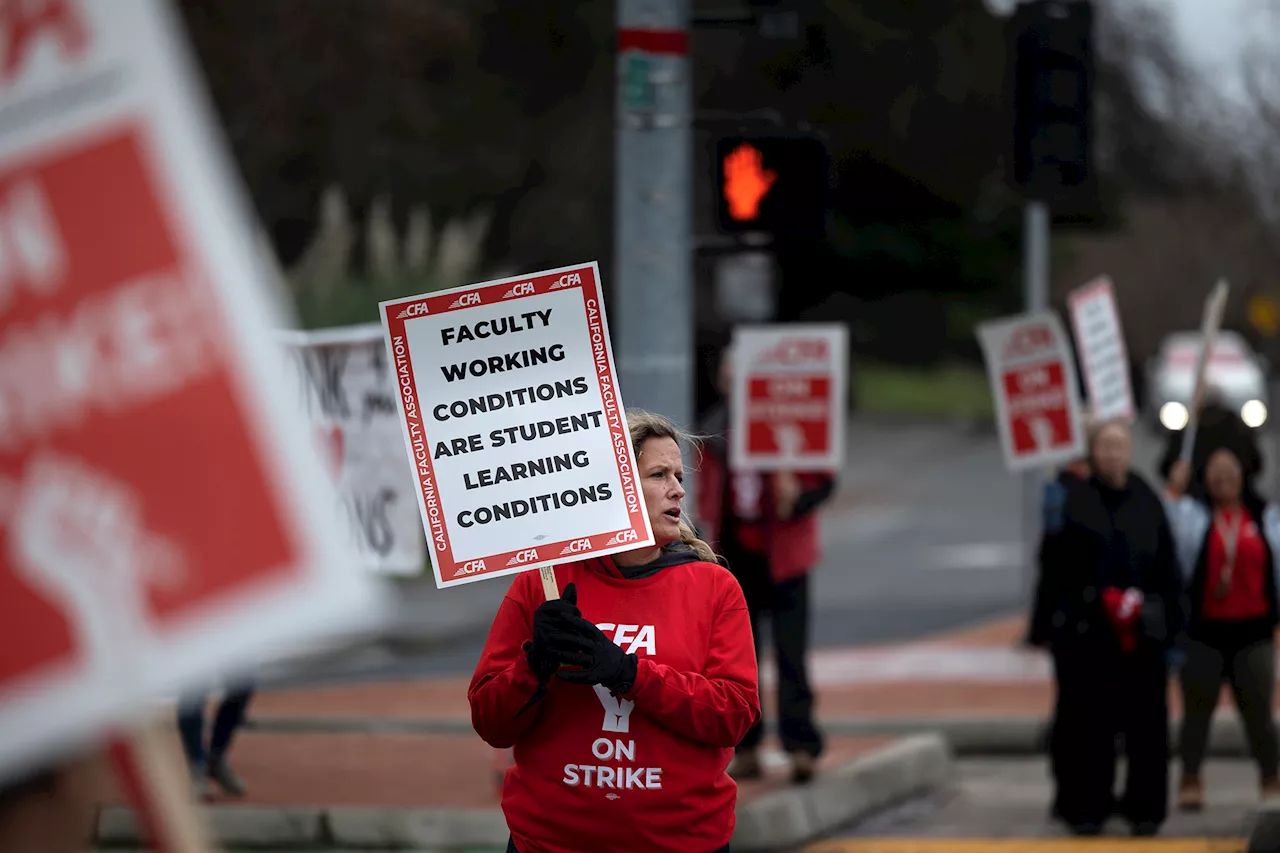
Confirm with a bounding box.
[728,323,849,472]
[1067,275,1135,423]
[977,310,1086,473]
[380,262,655,589]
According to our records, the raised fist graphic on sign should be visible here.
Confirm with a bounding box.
[6,453,186,683]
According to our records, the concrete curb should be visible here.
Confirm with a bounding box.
[732,733,954,852]
[1249,802,1280,852]
[94,735,954,850]
[248,713,1270,759]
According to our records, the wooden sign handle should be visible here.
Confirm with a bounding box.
[108,723,215,853]
[539,566,559,601]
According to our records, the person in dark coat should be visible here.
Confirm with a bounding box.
[1027,451,1093,648]
[1159,385,1264,506]
[1039,419,1184,837]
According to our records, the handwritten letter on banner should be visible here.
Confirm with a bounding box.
[280,325,427,576]
[381,263,654,590]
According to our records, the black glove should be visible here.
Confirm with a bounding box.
[553,616,638,694]
[515,583,582,717]
[525,582,583,677]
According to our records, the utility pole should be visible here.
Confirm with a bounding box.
[1021,199,1050,599]
[614,0,694,438]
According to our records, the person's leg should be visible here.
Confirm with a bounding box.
[1050,644,1118,833]
[1120,650,1171,834]
[207,683,255,796]
[1177,639,1225,810]
[728,551,769,779]
[1227,639,1280,795]
[175,694,207,772]
[772,573,822,781]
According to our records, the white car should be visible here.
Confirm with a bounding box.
[1145,331,1270,433]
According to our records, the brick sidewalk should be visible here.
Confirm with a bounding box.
[102,729,894,809]
[146,613,1279,809]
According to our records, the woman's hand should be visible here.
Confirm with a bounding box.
[526,582,584,678]
[553,616,638,693]
[1167,459,1191,497]
[773,471,801,520]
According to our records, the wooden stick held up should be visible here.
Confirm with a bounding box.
[108,724,216,853]
[539,566,559,601]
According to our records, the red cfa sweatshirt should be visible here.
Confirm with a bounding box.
[468,544,760,853]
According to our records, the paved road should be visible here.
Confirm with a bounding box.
[265,419,1276,687]
[808,756,1257,851]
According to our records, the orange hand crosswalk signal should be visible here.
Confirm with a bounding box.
[714,134,828,237]
[723,143,776,222]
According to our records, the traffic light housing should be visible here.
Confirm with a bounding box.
[1012,0,1094,199]
[714,134,828,237]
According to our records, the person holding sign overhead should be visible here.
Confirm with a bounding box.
[469,410,761,853]
[697,344,835,784]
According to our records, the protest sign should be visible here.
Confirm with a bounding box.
[977,311,1086,472]
[728,324,848,471]
[0,0,383,784]
[381,262,654,590]
[280,324,427,576]
[1067,276,1135,422]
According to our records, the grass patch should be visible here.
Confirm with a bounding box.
[854,361,993,420]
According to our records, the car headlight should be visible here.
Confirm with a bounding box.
[1160,401,1189,431]
[1242,399,1268,428]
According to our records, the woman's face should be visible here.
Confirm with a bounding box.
[1091,422,1132,486]
[637,436,685,547]
[1205,449,1243,505]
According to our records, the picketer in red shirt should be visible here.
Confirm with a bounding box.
[468,412,761,853]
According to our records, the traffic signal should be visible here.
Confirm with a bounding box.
[714,135,828,237]
[1012,0,1094,197]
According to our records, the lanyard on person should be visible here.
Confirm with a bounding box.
[1213,509,1243,600]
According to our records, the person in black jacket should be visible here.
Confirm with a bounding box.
[1039,418,1184,837]
[1159,384,1264,506]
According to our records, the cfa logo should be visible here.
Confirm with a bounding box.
[502,281,535,299]
[604,529,639,547]
[448,291,482,309]
[761,339,827,366]
[396,301,429,320]
[549,272,582,290]
[559,538,593,556]
[505,549,539,567]
[457,559,487,575]
[595,623,656,656]
[1004,325,1053,359]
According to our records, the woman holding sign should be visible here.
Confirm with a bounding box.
[1164,450,1280,810]
[469,411,760,853]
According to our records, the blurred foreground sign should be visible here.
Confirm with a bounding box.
[380,263,654,589]
[1067,276,1134,422]
[728,324,849,471]
[977,312,1086,472]
[0,1,383,781]
[280,325,427,576]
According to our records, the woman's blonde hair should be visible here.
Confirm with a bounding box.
[626,409,719,564]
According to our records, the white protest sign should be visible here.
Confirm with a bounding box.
[280,324,427,576]
[380,263,654,589]
[0,0,383,782]
[728,324,848,471]
[1067,276,1134,422]
[977,311,1087,472]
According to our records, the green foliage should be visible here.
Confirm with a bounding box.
[292,275,454,331]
